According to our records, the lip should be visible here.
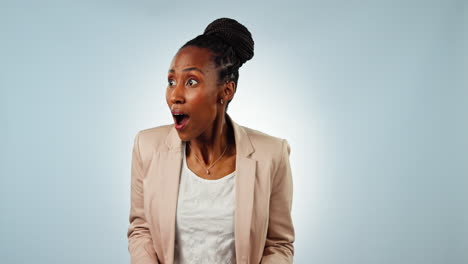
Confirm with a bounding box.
[171,110,186,115]
[173,115,190,130]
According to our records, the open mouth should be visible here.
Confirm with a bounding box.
[173,114,190,127]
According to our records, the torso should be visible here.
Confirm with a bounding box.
[174,142,237,264]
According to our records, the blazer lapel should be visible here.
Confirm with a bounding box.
[155,113,256,264]
[157,129,183,264]
[234,157,256,264]
[230,115,257,264]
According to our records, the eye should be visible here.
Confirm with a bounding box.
[168,79,176,86]
[187,78,198,86]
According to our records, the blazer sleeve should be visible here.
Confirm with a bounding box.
[127,131,160,264]
[260,139,295,264]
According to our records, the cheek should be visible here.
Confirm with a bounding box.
[187,90,214,105]
[188,93,217,119]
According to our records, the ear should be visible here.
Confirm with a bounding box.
[221,80,236,102]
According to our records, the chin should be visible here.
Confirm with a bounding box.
[175,131,190,142]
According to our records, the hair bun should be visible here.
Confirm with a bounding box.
[203,18,254,66]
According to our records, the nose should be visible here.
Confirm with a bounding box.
[169,82,185,105]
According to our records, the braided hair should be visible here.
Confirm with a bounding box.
[180,18,254,111]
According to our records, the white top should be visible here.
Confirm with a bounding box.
[174,142,237,264]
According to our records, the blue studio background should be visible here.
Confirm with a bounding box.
[1,0,467,263]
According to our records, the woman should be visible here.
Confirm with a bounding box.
[127,18,294,264]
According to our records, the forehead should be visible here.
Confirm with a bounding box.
[169,46,216,72]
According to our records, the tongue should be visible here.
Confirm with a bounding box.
[178,115,189,125]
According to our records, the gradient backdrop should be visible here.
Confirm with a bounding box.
[1,0,467,263]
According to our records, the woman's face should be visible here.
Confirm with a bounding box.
[166,45,222,141]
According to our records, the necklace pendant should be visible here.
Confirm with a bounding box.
[206,169,210,175]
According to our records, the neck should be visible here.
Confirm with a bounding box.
[187,113,234,165]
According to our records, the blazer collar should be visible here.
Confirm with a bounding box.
[156,113,257,264]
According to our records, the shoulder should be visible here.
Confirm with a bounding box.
[241,125,290,163]
[243,125,284,146]
[132,123,174,160]
[137,123,173,143]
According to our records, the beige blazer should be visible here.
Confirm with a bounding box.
[127,113,295,264]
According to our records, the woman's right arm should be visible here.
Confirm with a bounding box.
[127,131,160,264]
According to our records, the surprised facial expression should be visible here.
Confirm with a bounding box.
[166,46,222,141]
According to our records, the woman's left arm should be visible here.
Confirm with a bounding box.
[260,139,295,264]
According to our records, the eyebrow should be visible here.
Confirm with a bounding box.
[168,67,204,74]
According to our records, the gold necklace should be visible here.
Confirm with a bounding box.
[187,142,229,175]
